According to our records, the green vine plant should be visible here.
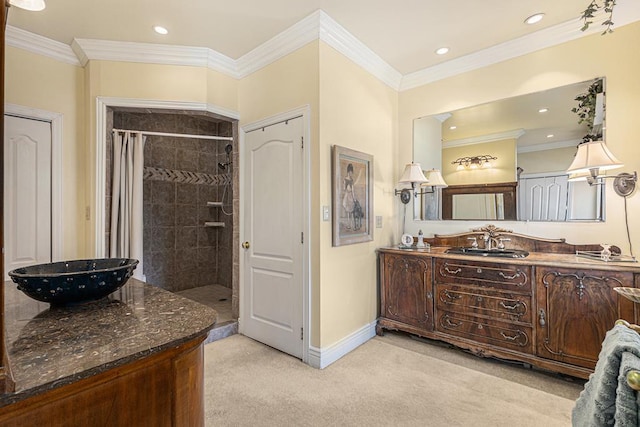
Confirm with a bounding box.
[571,78,605,143]
[581,0,617,34]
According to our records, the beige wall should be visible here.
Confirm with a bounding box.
[5,47,86,258]
[400,21,640,253]
[237,41,322,345]
[518,146,576,175]
[318,43,398,347]
[442,139,516,185]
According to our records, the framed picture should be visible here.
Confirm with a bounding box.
[332,145,373,246]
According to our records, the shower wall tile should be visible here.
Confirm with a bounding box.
[176,205,198,227]
[176,183,198,205]
[176,227,198,249]
[151,181,175,205]
[152,204,176,227]
[176,148,198,171]
[154,227,176,251]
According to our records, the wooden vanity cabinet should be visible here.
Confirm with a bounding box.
[378,227,640,379]
[377,252,433,335]
[536,266,635,370]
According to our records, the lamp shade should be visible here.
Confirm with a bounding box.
[9,0,46,10]
[566,141,623,174]
[423,169,448,187]
[398,163,428,184]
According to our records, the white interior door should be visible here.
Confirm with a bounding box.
[4,115,52,277]
[242,116,304,359]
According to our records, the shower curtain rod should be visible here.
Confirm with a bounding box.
[112,128,233,141]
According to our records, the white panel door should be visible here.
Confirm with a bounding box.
[4,115,52,277]
[242,116,303,359]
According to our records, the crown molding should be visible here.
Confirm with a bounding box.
[72,38,237,77]
[235,10,320,78]
[517,139,580,153]
[443,129,525,149]
[6,25,80,66]
[317,11,402,90]
[400,5,640,91]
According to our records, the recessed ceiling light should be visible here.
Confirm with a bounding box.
[538,108,548,113]
[153,25,169,35]
[525,13,545,25]
[547,134,554,138]
[449,125,457,130]
[435,47,449,55]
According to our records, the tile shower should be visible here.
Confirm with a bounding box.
[105,109,238,319]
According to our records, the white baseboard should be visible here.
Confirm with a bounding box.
[307,321,377,369]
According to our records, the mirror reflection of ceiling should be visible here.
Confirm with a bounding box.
[6,0,618,75]
[441,80,594,150]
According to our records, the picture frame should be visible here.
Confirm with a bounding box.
[332,145,374,246]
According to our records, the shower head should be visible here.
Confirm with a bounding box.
[218,144,233,171]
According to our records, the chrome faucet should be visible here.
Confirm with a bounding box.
[482,233,510,250]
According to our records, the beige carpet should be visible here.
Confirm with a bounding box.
[204,333,583,426]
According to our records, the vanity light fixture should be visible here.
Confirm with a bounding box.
[566,140,637,197]
[452,155,497,170]
[525,13,545,25]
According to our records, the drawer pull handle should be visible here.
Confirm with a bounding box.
[444,267,461,274]
[477,268,483,274]
[500,331,520,341]
[499,271,521,280]
[499,301,521,310]
[444,317,462,328]
[539,309,546,326]
[443,290,461,301]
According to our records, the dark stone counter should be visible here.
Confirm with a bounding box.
[1,278,217,406]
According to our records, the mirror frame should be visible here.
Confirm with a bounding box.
[442,182,517,220]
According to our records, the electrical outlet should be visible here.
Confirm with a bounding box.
[376,216,383,228]
[322,206,330,221]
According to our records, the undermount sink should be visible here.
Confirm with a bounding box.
[445,247,530,258]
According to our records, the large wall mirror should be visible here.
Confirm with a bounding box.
[413,78,605,222]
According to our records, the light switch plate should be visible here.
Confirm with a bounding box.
[322,206,330,221]
[376,215,383,228]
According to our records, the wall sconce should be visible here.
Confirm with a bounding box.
[4,0,46,28]
[451,155,497,170]
[566,140,637,197]
[395,163,448,204]
[7,0,46,10]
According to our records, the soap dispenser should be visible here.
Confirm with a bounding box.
[416,230,426,248]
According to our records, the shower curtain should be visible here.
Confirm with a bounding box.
[110,131,145,281]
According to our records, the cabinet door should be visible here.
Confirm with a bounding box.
[536,267,633,369]
[381,253,433,330]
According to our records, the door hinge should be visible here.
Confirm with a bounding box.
[301,136,304,149]
[300,327,304,340]
[301,232,304,244]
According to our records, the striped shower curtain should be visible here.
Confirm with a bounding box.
[110,130,146,281]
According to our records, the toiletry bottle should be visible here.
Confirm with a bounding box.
[416,230,425,248]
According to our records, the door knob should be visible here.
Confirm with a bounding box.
[242,241,250,249]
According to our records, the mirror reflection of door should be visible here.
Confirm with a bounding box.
[3,115,52,279]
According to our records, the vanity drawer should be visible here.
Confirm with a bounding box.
[436,312,533,354]
[435,258,531,291]
[435,284,532,324]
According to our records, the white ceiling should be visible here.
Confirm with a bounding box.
[5,0,626,76]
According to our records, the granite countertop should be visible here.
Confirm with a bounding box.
[379,246,640,272]
[1,278,217,406]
